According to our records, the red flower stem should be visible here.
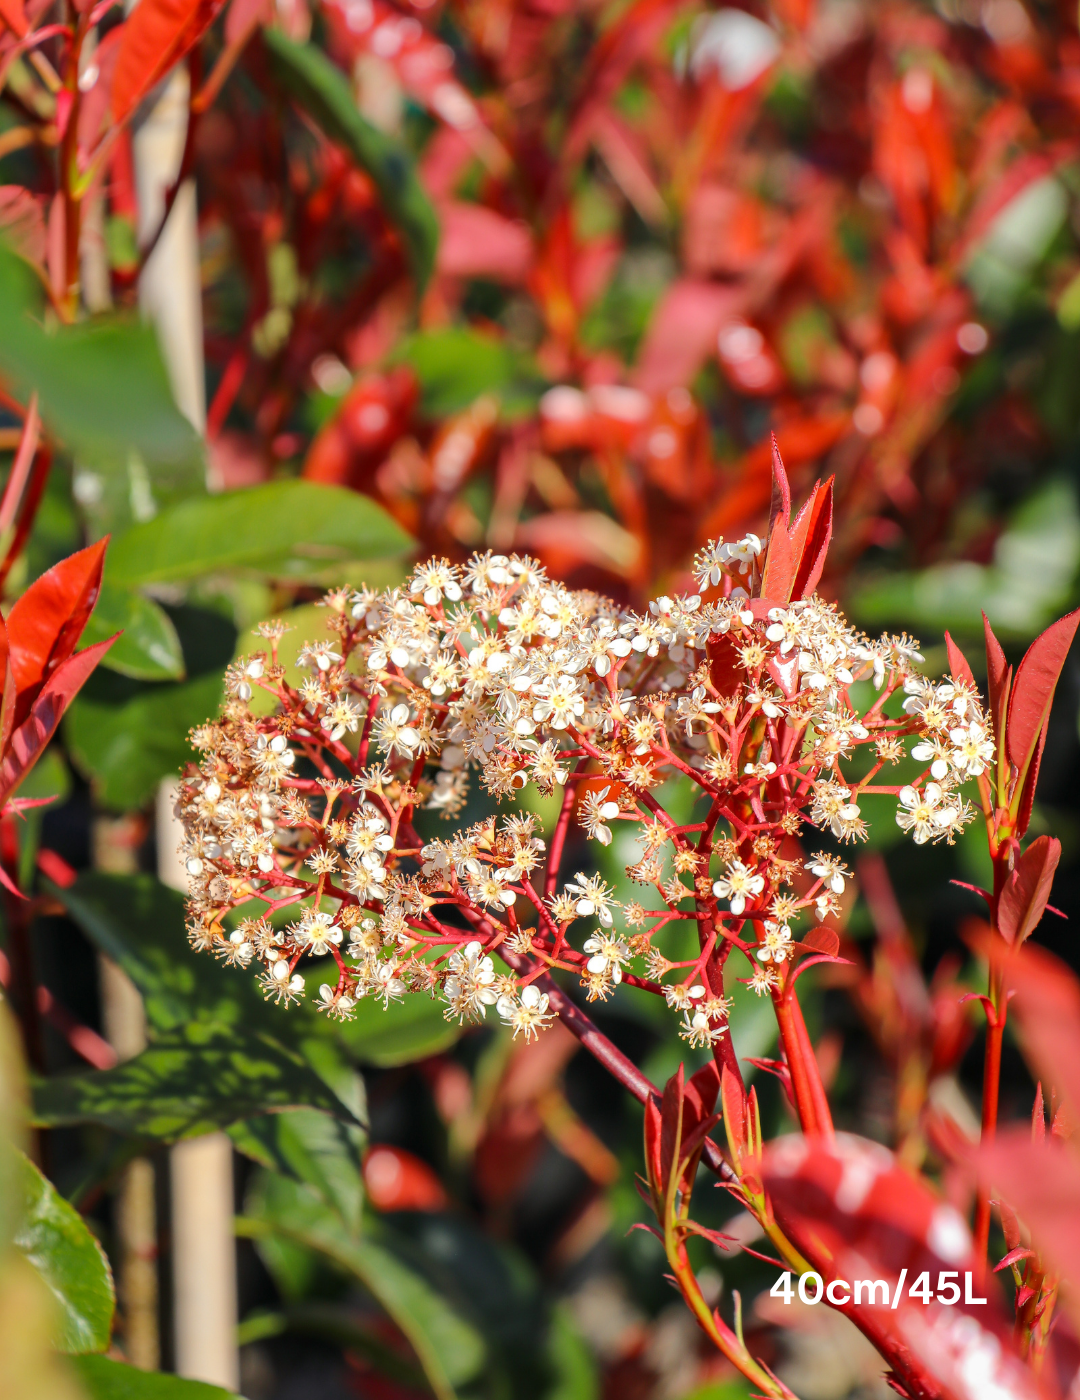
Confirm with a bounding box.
[544,782,577,897]
[773,986,833,1139]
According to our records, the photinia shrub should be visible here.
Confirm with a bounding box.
[176,448,1080,1397]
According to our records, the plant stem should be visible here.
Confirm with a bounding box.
[773,987,833,1138]
[973,960,1005,1272]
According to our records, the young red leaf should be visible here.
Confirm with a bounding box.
[685,1057,721,1125]
[982,612,1009,734]
[790,478,834,602]
[994,1245,1035,1273]
[996,835,1060,947]
[0,0,28,36]
[110,0,227,129]
[1005,606,1080,782]
[1032,1082,1045,1146]
[659,1063,685,1192]
[798,927,840,957]
[979,1128,1080,1337]
[0,635,117,806]
[643,1094,663,1193]
[1005,941,1080,1125]
[1014,719,1046,838]
[766,433,792,538]
[5,538,107,731]
[745,1056,795,1111]
[720,1064,747,1159]
[760,437,796,603]
[762,1135,1032,1400]
[944,631,975,689]
[759,511,796,604]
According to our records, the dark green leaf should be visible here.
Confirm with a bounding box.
[0,245,205,533]
[81,582,185,681]
[238,1303,427,1390]
[106,480,414,588]
[243,1179,486,1400]
[54,871,452,1093]
[66,604,235,810]
[262,29,439,289]
[228,1107,365,1231]
[70,1354,233,1399]
[65,667,224,809]
[32,1021,355,1140]
[13,1151,115,1354]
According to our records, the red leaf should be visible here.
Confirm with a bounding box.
[0,187,45,266]
[1005,941,1080,1125]
[996,835,1060,947]
[763,1135,1037,1400]
[944,632,975,689]
[1015,720,1046,838]
[767,433,792,536]
[799,927,840,957]
[644,1093,662,1191]
[720,1064,746,1154]
[1006,606,1080,780]
[0,0,27,36]
[979,1129,1080,1336]
[760,512,795,604]
[362,1145,447,1212]
[110,0,227,128]
[789,477,833,601]
[436,202,534,285]
[982,612,1009,734]
[659,1062,684,1190]
[994,1245,1035,1273]
[0,636,117,807]
[6,538,107,733]
[745,1056,794,1110]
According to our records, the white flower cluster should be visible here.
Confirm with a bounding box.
[178,542,989,1043]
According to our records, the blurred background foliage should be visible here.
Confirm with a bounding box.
[4,0,1080,1395]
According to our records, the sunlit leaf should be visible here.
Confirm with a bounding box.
[13,1151,115,1354]
[71,1354,234,1398]
[80,582,185,681]
[106,480,414,587]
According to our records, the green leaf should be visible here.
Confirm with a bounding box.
[228,1107,365,1231]
[106,480,414,588]
[51,872,365,1120]
[337,994,462,1067]
[81,582,185,681]
[262,29,439,290]
[70,1354,233,1399]
[243,1181,487,1400]
[544,1305,599,1400]
[65,667,223,809]
[850,478,1080,639]
[0,245,205,535]
[238,1302,428,1390]
[31,1021,355,1141]
[54,870,456,1087]
[66,604,235,810]
[13,1151,115,1354]
[392,327,546,419]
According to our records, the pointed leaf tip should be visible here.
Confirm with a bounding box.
[1006,606,1080,779]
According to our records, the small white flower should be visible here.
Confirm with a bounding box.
[712,859,765,916]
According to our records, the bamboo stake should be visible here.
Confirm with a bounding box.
[94,815,158,1371]
[133,66,237,1390]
